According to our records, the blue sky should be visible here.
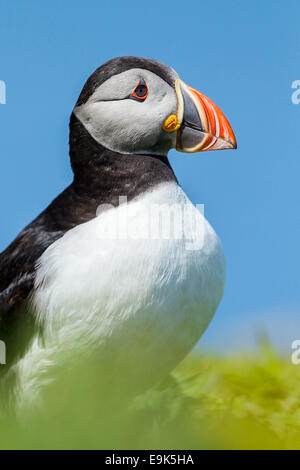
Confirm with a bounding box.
[0,0,299,353]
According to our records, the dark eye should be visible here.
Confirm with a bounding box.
[135,85,147,97]
[130,79,148,102]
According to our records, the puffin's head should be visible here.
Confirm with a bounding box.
[72,56,237,158]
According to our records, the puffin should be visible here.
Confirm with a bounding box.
[0,57,236,410]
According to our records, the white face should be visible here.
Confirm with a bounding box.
[74,68,178,156]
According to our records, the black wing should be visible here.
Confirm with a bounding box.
[0,183,95,369]
[0,180,99,316]
[0,214,65,368]
[0,180,103,371]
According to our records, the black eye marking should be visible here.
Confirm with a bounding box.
[130,79,148,102]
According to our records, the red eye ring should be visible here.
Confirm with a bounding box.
[130,80,148,102]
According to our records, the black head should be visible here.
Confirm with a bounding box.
[69,56,237,174]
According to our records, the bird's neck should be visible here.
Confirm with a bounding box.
[69,113,177,206]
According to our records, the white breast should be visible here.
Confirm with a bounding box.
[16,182,225,404]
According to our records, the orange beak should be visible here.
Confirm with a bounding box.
[164,79,237,153]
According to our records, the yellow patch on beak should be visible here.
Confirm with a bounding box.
[162,114,180,132]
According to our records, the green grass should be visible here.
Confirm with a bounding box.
[1,342,300,450]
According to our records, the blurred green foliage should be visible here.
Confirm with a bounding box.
[0,342,300,450]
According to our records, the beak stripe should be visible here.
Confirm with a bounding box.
[197,92,217,137]
[174,79,184,127]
